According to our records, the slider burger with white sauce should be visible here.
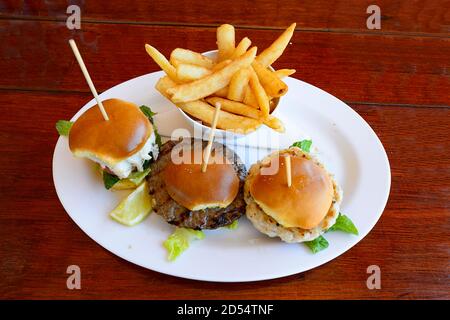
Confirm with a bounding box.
[68,98,159,185]
[147,138,246,230]
[244,146,342,242]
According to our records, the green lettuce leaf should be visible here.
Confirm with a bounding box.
[103,171,120,190]
[139,105,156,119]
[55,120,73,136]
[304,235,329,253]
[225,220,239,230]
[140,105,162,148]
[98,165,150,190]
[142,159,151,170]
[163,228,205,261]
[328,213,359,235]
[127,167,151,185]
[291,139,312,152]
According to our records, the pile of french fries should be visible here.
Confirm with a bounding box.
[145,23,296,134]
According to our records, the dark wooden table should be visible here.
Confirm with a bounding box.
[0,1,449,300]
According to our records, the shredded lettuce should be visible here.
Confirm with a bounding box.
[163,228,205,261]
[328,213,359,235]
[225,220,239,230]
[101,167,151,190]
[56,120,73,136]
[127,167,151,185]
[103,171,120,190]
[291,139,312,152]
[140,105,162,148]
[304,235,329,253]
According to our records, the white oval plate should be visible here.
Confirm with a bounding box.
[53,72,390,282]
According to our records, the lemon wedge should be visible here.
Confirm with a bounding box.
[109,181,153,226]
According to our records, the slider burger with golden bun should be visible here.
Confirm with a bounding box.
[68,98,159,182]
[244,146,343,243]
[147,138,246,230]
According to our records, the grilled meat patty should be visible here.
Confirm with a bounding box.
[147,138,247,230]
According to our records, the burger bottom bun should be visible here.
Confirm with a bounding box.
[244,147,343,243]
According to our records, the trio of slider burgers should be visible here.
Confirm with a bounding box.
[59,32,354,260]
[67,98,342,244]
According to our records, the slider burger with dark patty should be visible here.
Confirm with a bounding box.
[68,98,159,184]
[147,138,246,230]
[244,146,343,242]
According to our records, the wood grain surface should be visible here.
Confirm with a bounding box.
[0,0,449,300]
[1,20,449,106]
[1,0,449,35]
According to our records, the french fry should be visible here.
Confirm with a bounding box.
[227,68,250,101]
[176,64,211,82]
[155,76,177,98]
[206,97,261,119]
[145,44,178,82]
[213,86,229,97]
[243,85,259,108]
[212,59,231,72]
[264,114,285,132]
[179,100,262,133]
[249,67,270,117]
[217,24,235,61]
[167,47,257,103]
[269,97,279,113]
[151,22,296,135]
[206,97,285,132]
[256,23,296,67]
[170,58,182,68]
[230,37,252,59]
[274,68,296,79]
[170,48,214,69]
[252,61,288,97]
[156,77,260,133]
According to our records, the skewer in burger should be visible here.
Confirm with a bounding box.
[244,146,343,243]
[67,98,160,188]
[147,138,246,230]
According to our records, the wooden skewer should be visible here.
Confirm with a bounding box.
[284,155,292,187]
[201,102,222,173]
[68,39,109,121]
